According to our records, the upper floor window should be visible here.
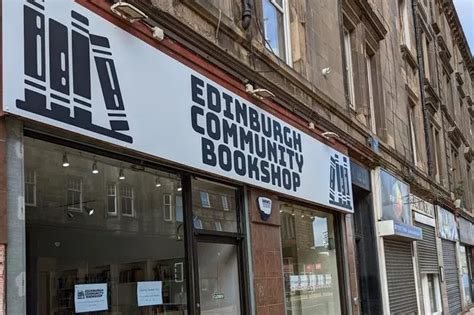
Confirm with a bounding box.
[107,183,117,215]
[25,169,37,207]
[344,28,356,110]
[430,123,442,183]
[67,177,83,212]
[408,105,419,166]
[398,0,411,48]
[366,49,377,134]
[120,184,134,216]
[262,0,291,63]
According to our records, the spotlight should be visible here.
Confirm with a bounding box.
[62,153,70,167]
[119,168,125,180]
[92,161,99,174]
[155,177,161,187]
[177,184,182,192]
[87,208,95,216]
[110,1,148,23]
[245,83,275,100]
[322,131,340,140]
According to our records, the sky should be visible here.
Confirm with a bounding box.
[453,0,474,55]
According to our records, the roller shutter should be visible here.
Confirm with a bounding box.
[442,240,462,315]
[415,222,439,273]
[384,239,418,314]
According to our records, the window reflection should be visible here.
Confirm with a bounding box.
[280,204,341,315]
[25,137,187,314]
[192,179,238,233]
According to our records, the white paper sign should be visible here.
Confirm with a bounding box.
[3,0,353,213]
[137,281,163,307]
[74,283,108,313]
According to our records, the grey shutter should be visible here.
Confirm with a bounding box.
[415,222,439,273]
[384,239,418,314]
[442,240,462,315]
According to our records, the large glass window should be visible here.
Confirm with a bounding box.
[25,137,187,314]
[280,203,341,315]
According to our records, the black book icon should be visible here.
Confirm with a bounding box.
[17,1,133,143]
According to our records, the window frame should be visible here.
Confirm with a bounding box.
[120,183,135,217]
[344,28,356,110]
[262,0,292,65]
[106,182,118,216]
[163,193,173,222]
[25,169,37,207]
[66,176,83,212]
[199,191,211,208]
[408,105,419,166]
[365,50,377,134]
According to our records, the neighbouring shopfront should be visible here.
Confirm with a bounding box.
[438,207,463,315]
[350,162,381,315]
[411,195,443,314]
[3,0,355,314]
[375,169,422,314]
[459,217,474,307]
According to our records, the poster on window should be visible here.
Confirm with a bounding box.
[438,207,459,241]
[380,170,410,224]
[137,281,163,307]
[2,0,354,213]
[74,283,108,313]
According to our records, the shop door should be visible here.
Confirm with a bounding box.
[196,237,243,314]
[188,177,247,314]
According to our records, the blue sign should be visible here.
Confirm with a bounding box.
[394,222,423,240]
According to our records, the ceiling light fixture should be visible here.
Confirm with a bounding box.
[119,168,125,180]
[87,207,95,216]
[110,1,148,23]
[62,153,70,167]
[92,160,99,174]
[177,184,182,192]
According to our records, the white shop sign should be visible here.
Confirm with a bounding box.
[3,0,353,213]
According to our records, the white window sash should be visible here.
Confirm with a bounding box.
[163,194,173,222]
[67,177,83,212]
[25,170,37,207]
[366,55,376,134]
[121,185,134,217]
[344,30,355,109]
[107,183,118,215]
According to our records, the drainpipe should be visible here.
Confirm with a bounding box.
[241,0,253,30]
[412,0,434,177]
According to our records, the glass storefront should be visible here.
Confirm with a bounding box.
[25,137,187,314]
[280,203,341,315]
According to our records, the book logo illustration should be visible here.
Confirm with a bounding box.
[77,290,85,300]
[16,1,133,143]
[329,154,352,210]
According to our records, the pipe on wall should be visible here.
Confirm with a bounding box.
[241,0,253,30]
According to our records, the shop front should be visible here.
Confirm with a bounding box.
[2,0,355,314]
[411,195,443,314]
[437,207,462,314]
[459,217,474,307]
[374,169,422,314]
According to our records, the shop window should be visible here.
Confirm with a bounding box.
[262,0,290,63]
[163,193,173,222]
[343,28,356,110]
[192,178,238,232]
[200,191,211,208]
[67,176,83,212]
[25,169,37,207]
[120,184,134,216]
[280,203,341,314]
[107,183,117,215]
[24,137,187,314]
